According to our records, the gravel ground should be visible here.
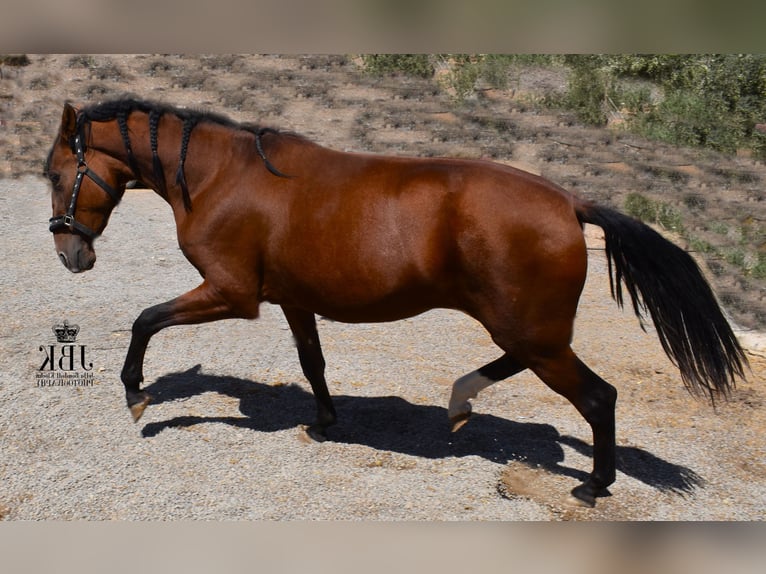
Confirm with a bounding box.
[1,176,764,520]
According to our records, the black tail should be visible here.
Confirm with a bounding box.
[576,201,748,401]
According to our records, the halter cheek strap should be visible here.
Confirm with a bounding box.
[48,134,124,239]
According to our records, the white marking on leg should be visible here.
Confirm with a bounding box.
[448,370,497,422]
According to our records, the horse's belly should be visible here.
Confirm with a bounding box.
[310,291,441,323]
[260,264,453,323]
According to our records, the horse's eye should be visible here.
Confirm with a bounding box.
[48,172,61,187]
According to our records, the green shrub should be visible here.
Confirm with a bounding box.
[617,54,766,156]
[554,54,766,157]
[624,192,684,232]
[439,55,482,101]
[0,54,30,66]
[67,54,96,68]
[361,54,434,78]
[632,90,742,153]
[753,254,766,279]
[624,192,657,222]
[562,56,613,126]
[360,53,766,157]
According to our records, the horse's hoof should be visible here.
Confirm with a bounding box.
[449,411,471,432]
[128,394,151,422]
[567,483,610,508]
[302,424,328,443]
[565,492,596,508]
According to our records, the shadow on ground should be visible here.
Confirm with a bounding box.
[141,365,703,495]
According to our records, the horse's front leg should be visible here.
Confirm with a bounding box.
[281,306,336,441]
[121,281,240,421]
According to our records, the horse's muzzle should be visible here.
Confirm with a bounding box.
[57,247,96,273]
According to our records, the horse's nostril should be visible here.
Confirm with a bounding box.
[58,252,69,267]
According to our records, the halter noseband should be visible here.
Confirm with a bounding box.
[48,132,124,239]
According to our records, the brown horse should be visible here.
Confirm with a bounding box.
[45,98,747,507]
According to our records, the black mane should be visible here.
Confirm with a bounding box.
[79,97,251,133]
[76,97,292,209]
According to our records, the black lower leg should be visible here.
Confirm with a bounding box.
[531,351,617,507]
[478,353,525,381]
[121,312,155,421]
[301,352,336,442]
[283,307,336,441]
[570,369,617,506]
[299,343,336,441]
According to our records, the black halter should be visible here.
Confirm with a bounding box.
[48,132,124,239]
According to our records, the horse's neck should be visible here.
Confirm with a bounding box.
[145,120,239,213]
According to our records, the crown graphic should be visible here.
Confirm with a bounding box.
[53,320,80,343]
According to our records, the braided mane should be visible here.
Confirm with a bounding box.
[77,97,292,210]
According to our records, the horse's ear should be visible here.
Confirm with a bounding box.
[60,102,80,139]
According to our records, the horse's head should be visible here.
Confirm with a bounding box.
[44,102,129,273]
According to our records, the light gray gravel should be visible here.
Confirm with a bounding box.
[1,176,764,520]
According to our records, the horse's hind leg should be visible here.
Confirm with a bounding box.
[448,354,525,431]
[527,347,618,507]
[281,306,336,441]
